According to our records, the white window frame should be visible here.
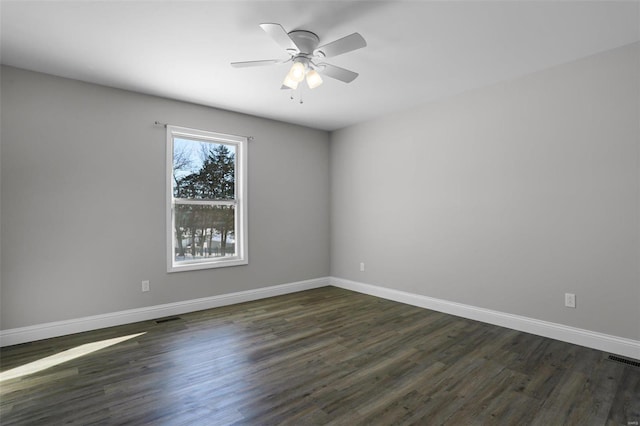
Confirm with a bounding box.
[166,125,248,272]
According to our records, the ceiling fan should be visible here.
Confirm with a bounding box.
[231,23,367,90]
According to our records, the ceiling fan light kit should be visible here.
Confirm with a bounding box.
[289,60,306,81]
[282,73,299,90]
[282,57,323,90]
[305,69,323,89]
[231,23,366,99]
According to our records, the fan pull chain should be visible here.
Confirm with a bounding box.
[288,89,304,104]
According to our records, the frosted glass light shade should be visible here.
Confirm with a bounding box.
[306,70,323,89]
[289,61,306,82]
[282,73,299,90]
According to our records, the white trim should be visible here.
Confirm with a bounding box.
[330,277,640,360]
[166,125,249,273]
[0,277,329,347]
[167,125,247,145]
[174,199,236,206]
[4,276,638,360]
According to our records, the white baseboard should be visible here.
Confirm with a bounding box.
[0,277,329,347]
[330,277,640,360]
[4,276,638,360]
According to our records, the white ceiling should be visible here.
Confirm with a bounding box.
[1,1,638,131]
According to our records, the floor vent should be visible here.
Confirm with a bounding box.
[155,316,182,324]
[608,355,640,368]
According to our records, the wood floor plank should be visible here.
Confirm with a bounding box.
[1,286,638,425]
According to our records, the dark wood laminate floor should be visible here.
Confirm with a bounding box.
[1,287,638,425]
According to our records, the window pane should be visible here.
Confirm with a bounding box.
[167,125,246,272]
[173,204,236,264]
[173,138,236,200]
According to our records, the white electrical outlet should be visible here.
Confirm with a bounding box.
[360,262,365,272]
[142,280,150,292]
[565,293,576,308]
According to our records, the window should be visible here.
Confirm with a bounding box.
[166,125,247,272]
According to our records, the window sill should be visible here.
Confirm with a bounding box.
[168,257,248,273]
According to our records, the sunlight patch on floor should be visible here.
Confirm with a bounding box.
[0,332,146,382]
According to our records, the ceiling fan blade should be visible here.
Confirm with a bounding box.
[231,59,287,68]
[315,33,366,58]
[259,23,298,52]
[316,63,359,83]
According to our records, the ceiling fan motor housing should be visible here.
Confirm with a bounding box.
[287,30,320,56]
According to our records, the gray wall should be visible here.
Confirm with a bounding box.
[331,43,640,340]
[2,43,639,342]
[1,66,330,329]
